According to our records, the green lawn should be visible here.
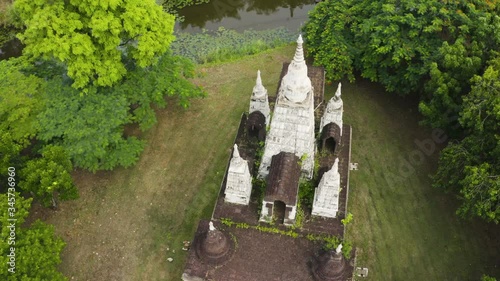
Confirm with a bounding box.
[35,45,500,281]
[341,81,500,280]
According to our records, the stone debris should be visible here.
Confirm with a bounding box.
[349,162,359,171]
[355,267,369,277]
[182,240,191,251]
[167,257,174,263]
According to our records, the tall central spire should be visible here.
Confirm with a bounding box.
[293,35,305,63]
[279,34,312,103]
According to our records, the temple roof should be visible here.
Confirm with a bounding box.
[264,152,301,205]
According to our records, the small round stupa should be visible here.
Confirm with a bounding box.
[312,245,350,281]
[195,221,232,265]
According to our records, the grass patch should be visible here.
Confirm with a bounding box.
[30,45,500,281]
[339,81,500,280]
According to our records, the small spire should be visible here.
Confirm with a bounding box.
[334,83,342,100]
[256,70,263,87]
[333,158,339,170]
[297,34,303,44]
[293,34,305,63]
[335,243,343,254]
[253,70,267,97]
[209,221,216,231]
[233,144,241,159]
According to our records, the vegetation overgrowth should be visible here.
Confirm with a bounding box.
[1,0,205,279]
[219,217,352,259]
[304,0,500,224]
[171,27,296,64]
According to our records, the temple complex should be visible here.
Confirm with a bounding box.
[182,35,355,281]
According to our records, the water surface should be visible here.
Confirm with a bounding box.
[175,0,316,32]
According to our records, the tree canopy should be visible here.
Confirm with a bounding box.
[304,0,500,133]
[6,0,205,173]
[36,51,204,172]
[0,193,66,280]
[14,0,176,88]
[304,0,500,223]
[433,58,500,223]
[20,145,78,208]
[0,0,205,279]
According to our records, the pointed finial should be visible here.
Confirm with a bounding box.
[256,70,262,86]
[209,221,216,231]
[297,34,303,45]
[335,243,343,254]
[253,70,267,97]
[293,34,305,63]
[233,144,241,159]
[334,83,342,99]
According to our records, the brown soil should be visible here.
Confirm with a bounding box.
[183,220,355,281]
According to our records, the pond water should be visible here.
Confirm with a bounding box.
[175,0,316,33]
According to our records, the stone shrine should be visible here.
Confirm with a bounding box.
[312,158,341,218]
[224,144,253,205]
[320,83,343,154]
[249,70,271,125]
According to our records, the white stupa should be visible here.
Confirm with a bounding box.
[312,158,341,218]
[258,35,316,178]
[224,144,253,205]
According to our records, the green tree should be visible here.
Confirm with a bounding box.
[0,193,67,280]
[37,79,144,172]
[0,59,79,202]
[434,58,500,223]
[304,0,442,93]
[14,0,176,89]
[418,2,500,132]
[0,58,45,180]
[160,0,208,14]
[116,50,206,130]
[0,131,23,175]
[0,58,45,144]
[481,275,498,281]
[305,0,500,224]
[304,0,500,133]
[36,49,204,171]
[20,145,78,208]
